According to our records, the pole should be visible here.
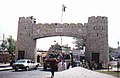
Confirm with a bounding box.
[3,33,5,41]
[60,4,66,48]
[61,37,62,46]
[61,10,63,24]
[60,4,64,47]
[118,41,119,48]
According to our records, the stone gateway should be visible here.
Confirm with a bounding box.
[16,16,109,65]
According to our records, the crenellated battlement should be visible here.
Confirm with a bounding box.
[19,16,34,20]
[88,16,107,20]
[19,16,107,27]
[36,23,84,27]
[88,16,108,23]
[19,16,36,23]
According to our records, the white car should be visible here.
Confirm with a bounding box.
[12,59,39,71]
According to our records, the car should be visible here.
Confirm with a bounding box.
[12,59,39,71]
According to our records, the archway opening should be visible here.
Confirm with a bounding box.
[36,36,86,64]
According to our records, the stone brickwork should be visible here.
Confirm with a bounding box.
[85,16,109,65]
[16,16,109,65]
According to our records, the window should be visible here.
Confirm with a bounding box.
[19,33,22,36]
[102,26,104,30]
[29,33,30,36]
[97,33,98,37]
[94,26,96,30]
[55,23,57,25]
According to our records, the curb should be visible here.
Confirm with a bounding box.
[0,67,12,71]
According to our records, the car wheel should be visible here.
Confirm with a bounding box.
[25,67,29,71]
[15,68,18,71]
[34,65,38,70]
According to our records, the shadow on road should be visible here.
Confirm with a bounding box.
[39,68,51,72]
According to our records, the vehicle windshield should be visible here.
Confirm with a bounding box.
[47,54,58,58]
[64,54,71,59]
[16,60,26,63]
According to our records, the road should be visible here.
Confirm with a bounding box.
[0,68,51,78]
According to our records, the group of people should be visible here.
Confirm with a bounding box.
[49,52,70,78]
[58,60,67,71]
[50,58,70,78]
[50,58,69,78]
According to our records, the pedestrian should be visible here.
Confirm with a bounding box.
[61,60,67,70]
[50,58,58,78]
[117,61,120,72]
[58,60,62,71]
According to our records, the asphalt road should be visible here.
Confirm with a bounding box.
[0,68,51,78]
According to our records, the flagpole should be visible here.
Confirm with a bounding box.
[61,10,63,24]
[60,4,66,47]
[60,4,64,47]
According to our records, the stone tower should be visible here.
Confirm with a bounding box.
[16,16,36,61]
[85,16,109,65]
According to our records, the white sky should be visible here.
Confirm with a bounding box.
[0,0,120,50]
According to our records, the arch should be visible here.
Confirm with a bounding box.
[16,16,109,66]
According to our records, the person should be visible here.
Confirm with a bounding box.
[117,61,120,72]
[63,60,67,70]
[58,60,63,71]
[50,58,58,78]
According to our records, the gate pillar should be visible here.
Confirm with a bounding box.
[16,16,36,62]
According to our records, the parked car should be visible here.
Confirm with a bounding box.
[12,59,39,71]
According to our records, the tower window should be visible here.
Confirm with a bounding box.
[19,33,22,36]
[106,34,108,37]
[55,23,57,25]
[34,21,36,23]
[29,33,30,36]
[102,27,104,30]
[97,33,98,37]
[94,26,96,30]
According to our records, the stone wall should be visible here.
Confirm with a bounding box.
[16,16,109,65]
[16,16,36,61]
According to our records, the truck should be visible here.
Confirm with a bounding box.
[43,52,71,71]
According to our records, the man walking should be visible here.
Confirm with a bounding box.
[50,58,58,78]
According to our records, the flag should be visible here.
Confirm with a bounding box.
[62,4,67,12]
[118,41,119,45]
[54,40,56,42]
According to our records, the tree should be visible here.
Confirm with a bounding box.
[7,36,16,54]
[109,47,116,53]
[0,39,7,51]
[73,37,85,50]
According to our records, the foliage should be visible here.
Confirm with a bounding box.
[0,36,16,54]
[96,70,120,77]
[109,47,116,53]
[7,36,16,54]
[73,37,85,50]
[0,39,7,51]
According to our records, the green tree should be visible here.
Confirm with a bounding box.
[109,47,116,53]
[0,39,7,51]
[73,37,85,50]
[7,36,16,54]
